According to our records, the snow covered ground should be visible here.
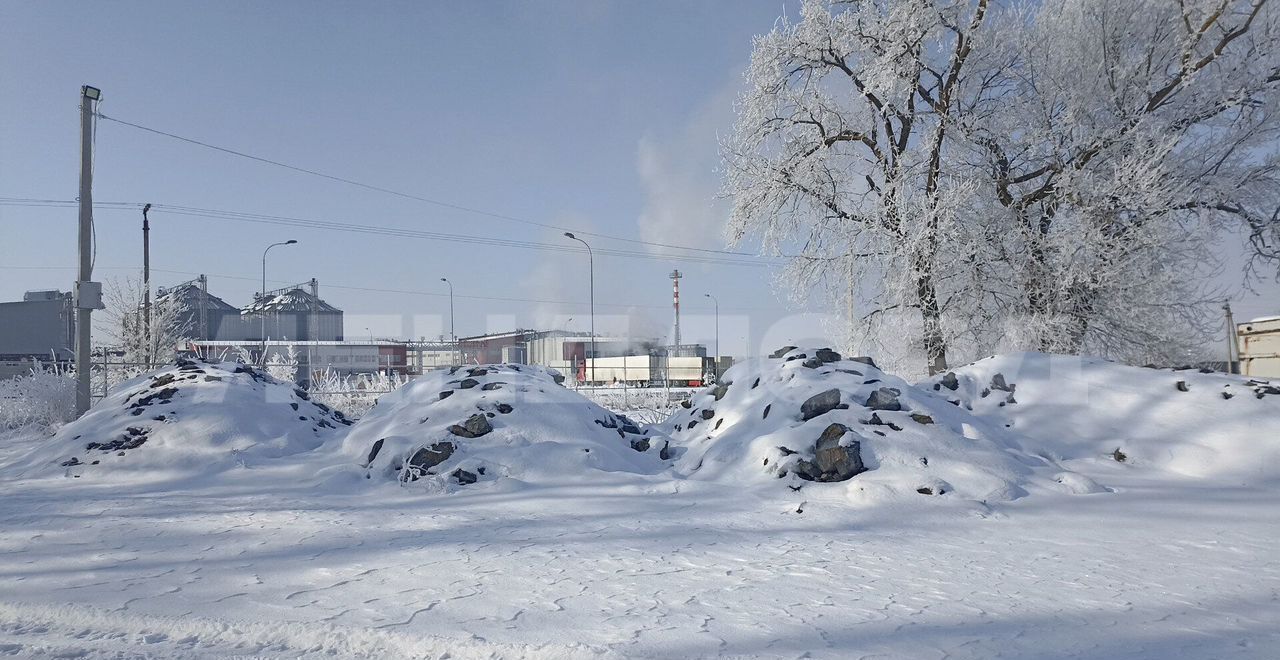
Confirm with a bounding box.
[0,352,1277,658]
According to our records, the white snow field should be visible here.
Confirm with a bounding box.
[1,351,1278,659]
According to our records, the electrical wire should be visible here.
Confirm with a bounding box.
[0,197,775,268]
[0,264,767,312]
[93,111,757,258]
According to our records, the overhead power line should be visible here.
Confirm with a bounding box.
[92,111,755,258]
[0,197,771,268]
[0,264,772,312]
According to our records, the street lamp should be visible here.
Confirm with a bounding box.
[260,239,297,365]
[564,232,595,386]
[705,293,719,382]
[440,277,456,365]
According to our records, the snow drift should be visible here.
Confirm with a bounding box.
[3,358,352,482]
[659,347,1053,503]
[342,363,670,487]
[932,353,1280,484]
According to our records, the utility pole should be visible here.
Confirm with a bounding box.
[564,233,595,386]
[142,203,152,368]
[1224,300,1237,374]
[75,85,104,416]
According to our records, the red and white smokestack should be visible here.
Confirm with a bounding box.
[670,269,682,351]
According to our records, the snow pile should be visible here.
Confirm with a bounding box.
[931,353,1280,484]
[3,358,352,482]
[660,347,1048,503]
[342,364,669,488]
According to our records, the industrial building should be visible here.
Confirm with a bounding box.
[188,340,408,383]
[0,290,76,379]
[447,329,711,386]
[1238,316,1280,378]
[157,276,343,342]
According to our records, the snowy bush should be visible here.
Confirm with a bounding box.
[308,369,411,420]
[582,387,687,425]
[0,362,77,431]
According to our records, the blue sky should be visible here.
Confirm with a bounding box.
[1,1,1273,363]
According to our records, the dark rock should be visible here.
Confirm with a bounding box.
[916,487,934,495]
[785,353,808,362]
[459,379,480,389]
[439,390,454,400]
[452,468,477,485]
[700,409,715,420]
[61,457,81,467]
[365,439,385,466]
[801,358,822,368]
[751,377,760,389]
[448,414,493,438]
[203,375,222,382]
[714,418,724,430]
[865,387,902,411]
[777,446,798,456]
[481,382,505,391]
[132,387,178,409]
[406,441,455,473]
[496,403,514,414]
[800,388,842,421]
[1175,380,1190,392]
[659,441,672,460]
[680,399,692,409]
[769,346,798,359]
[849,356,878,369]
[762,404,771,419]
[792,423,866,482]
[630,438,651,452]
[990,373,1014,393]
[1222,391,1234,400]
[712,383,730,401]
[467,368,489,377]
[815,348,842,363]
[294,388,310,401]
[688,420,699,429]
[151,374,177,388]
[551,372,565,385]
[1111,448,1127,463]
[940,372,959,391]
[290,402,299,410]
[910,413,934,425]
[865,413,902,431]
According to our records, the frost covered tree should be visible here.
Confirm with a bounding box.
[973,0,1280,359]
[724,0,1007,374]
[99,276,192,372]
[725,0,1280,369]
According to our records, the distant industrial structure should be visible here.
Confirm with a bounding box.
[160,276,343,342]
[1238,316,1280,377]
[0,290,76,379]
[438,329,714,386]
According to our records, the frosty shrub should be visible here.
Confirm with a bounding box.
[582,388,686,425]
[308,368,411,420]
[0,362,77,430]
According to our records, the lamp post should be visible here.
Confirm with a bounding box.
[260,239,297,365]
[440,278,456,365]
[142,203,152,368]
[704,293,719,382]
[564,232,595,386]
